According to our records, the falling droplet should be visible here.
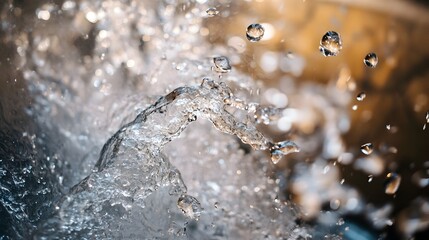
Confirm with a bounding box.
[356,92,366,101]
[246,23,265,42]
[363,52,378,68]
[386,124,391,130]
[214,202,219,209]
[177,195,202,220]
[384,173,401,195]
[213,56,231,73]
[187,113,197,122]
[360,143,374,155]
[206,7,219,17]
[368,175,373,182]
[269,140,300,164]
[319,31,342,57]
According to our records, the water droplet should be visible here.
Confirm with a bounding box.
[356,92,366,101]
[213,56,231,73]
[363,52,378,68]
[384,173,401,195]
[319,31,342,57]
[352,105,358,111]
[386,124,391,130]
[206,7,219,17]
[368,175,373,182]
[177,195,202,220]
[246,23,265,42]
[214,202,219,208]
[187,113,197,122]
[360,143,374,155]
[426,111,429,123]
[269,141,300,164]
[330,199,340,210]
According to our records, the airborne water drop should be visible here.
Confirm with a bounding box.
[319,31,342,57]
[384,173,401,195]
[360,143,374,155]
[177,195,202,220]
[356,92,366,101]
[246,23,265,42]
[213,56,231,73]
[364,53,378,68]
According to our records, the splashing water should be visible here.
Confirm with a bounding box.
[33,79,300,238]
[319,31,342,57]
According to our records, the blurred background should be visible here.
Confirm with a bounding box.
[1,0,429,239]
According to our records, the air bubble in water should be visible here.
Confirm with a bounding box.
[319,31,342,57]
[384,173,401,195]
[356,92,366,101]
[360,143,374,155]
[206,7,219,17]
[269,141,300,164]
[213,56,231,73]
[246,23,265,42]
[363,53,378,68]
[177,195,202,220]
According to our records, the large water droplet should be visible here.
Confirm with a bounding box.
[246,23,265,42]
[319,31,342,57]
[384,173,401,195]
[206,7,219,17]
[356,92,366,101]
[269,141,300,164]
[213,56,231,73]
[363,53,378,68]
[177,195,202,220]
[360,143,374,155]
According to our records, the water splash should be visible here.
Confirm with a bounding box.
[35,79,299,238]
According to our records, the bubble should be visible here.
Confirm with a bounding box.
[363,52,378,68]
[269,141,300,164]
[384,173,401,195]
[319,31,342,57]
[356,92,366,101]
[205,7,219,17]
[360,143,374,155]
[177,195,202,220]
[246,23,265,42]
[213,56,231,73]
